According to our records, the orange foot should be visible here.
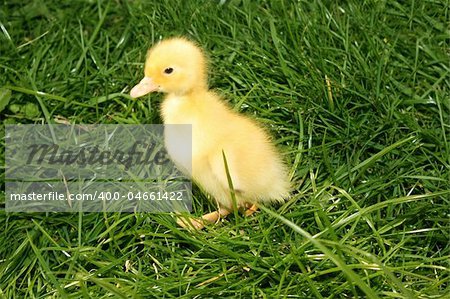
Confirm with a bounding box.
[177,208,231,230]
[244,203,258,216]
[177,204,259,230]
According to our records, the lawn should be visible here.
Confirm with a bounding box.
[1,0,449,298]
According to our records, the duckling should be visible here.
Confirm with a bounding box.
[130,37,290,229]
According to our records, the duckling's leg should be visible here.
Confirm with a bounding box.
[176,208,231,230]
[244,203,258,216]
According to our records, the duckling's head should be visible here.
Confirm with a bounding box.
[130,37,207,98]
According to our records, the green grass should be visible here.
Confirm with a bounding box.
[1,0,449,297]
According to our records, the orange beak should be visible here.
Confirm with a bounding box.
[130,77,158,98]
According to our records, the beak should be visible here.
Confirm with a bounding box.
[130,77,158,98]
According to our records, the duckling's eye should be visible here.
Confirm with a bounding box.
[164,67,174,74]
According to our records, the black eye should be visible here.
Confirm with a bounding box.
[164,67,174,74]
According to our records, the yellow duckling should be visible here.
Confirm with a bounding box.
[130,37,290,229]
